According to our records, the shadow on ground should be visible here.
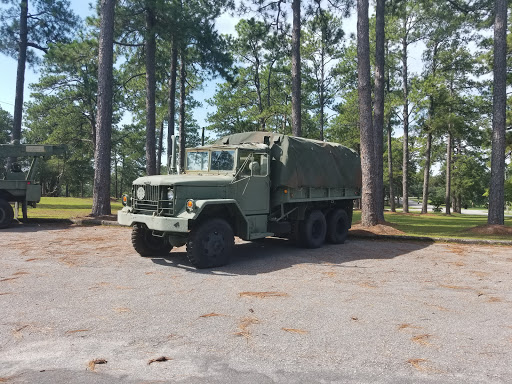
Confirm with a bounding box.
[150,236,434,276]
[2,221,73,233]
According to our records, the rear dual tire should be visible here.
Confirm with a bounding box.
[298,208,349,248]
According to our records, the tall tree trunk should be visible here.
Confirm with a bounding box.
[8,0,28,168]
[357,0,377,226]
[167,37,178,159]
[12,0,28,145]
[156,120,164,174]
[488,0,507,225]
[385,41,395,213]
[445,132,452,215]
[401,29,409,214]
[422,41,437,215]
[254,57,265,131]
[179,51,186,173]
[387,119,396,212]
[421,132,432,214]
[114,151,118,198]
[91,0,115,216]
[319,52,325,141]
[145,4,157,176]
[373,0,385,222]
[291,0,301,137]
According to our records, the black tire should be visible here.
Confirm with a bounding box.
[131,224,172,257]
[0,199,14,229]
[187,218,234,268]
[326,208,349,244]
[299,210,327,249]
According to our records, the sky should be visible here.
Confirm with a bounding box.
[0,1,424,140]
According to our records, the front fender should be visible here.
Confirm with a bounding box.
[186,199,249,239]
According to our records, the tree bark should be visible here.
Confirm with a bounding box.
[167,38,178,160]
[156,120,164,174]
[401,27,409,214]
[373,0,385,222]
[421,132,432,214]
[12,0,28,145]
[91,0,115,216]
[357,0,377,227]
[254,56,265,131]
[145,3,157,176]
[488,0,507,225]
[387,119,396,212]
[445,132,452,215]
[291,0,301,137]
[179,51,186,173]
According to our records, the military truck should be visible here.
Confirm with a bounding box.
[0,144,66,228]
[118,132,361,268]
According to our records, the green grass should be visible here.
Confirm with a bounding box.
[352,210,512,241]
[20,197,123,219]
[16,197,512,241]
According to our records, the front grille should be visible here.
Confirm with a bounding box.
[132,184,174,216]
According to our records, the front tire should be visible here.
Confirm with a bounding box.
[131,224,172,257]
[326,208,349,244]
[187,219,234,268]
[299,210,327,248]
[0,199,14,229]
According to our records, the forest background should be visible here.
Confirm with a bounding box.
[0,0,511,226]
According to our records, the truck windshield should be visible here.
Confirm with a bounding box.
[186,151,208,171]
[211,150,235,171]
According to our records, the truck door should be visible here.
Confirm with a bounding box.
[235,152,270,214]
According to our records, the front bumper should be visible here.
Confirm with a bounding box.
[117,208,189,233]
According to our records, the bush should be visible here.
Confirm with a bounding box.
[430,188,445,213]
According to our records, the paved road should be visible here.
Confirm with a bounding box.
[1,224,511,383]
[402,199,512,217]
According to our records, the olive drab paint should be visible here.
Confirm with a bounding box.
[118,132,361,268]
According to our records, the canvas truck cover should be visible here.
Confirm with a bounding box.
[217,132,362,190]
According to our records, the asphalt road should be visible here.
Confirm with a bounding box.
[1,224,511,383]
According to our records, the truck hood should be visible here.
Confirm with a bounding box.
[133,174,234,187]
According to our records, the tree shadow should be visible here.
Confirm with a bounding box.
[150,236,434,276]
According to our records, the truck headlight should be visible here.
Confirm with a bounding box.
[167,188,174,200]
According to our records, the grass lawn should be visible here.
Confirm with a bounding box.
[15,197,511,241]
[21,197,123,219]
[352,210,512,241]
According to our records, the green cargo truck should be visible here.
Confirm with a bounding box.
[0,144,66,228]
[118,132,361,268]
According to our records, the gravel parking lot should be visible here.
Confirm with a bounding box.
[1,224,511,383]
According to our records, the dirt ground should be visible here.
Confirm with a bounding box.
[0,224,511,383]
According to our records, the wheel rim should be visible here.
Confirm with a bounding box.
[203,230,224,257]
[335,218,346,236]
[311,219,324,239]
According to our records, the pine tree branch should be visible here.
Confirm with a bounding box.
[27,42,48,53]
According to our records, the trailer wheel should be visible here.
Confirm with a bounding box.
[326,208,349,244]
[187,219,234,269]
[131,224,172,257]
[0,199,14,229]
[299,210,327,248]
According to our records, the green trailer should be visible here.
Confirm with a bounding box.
[118,132,361,268]
[0,144,66,228]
